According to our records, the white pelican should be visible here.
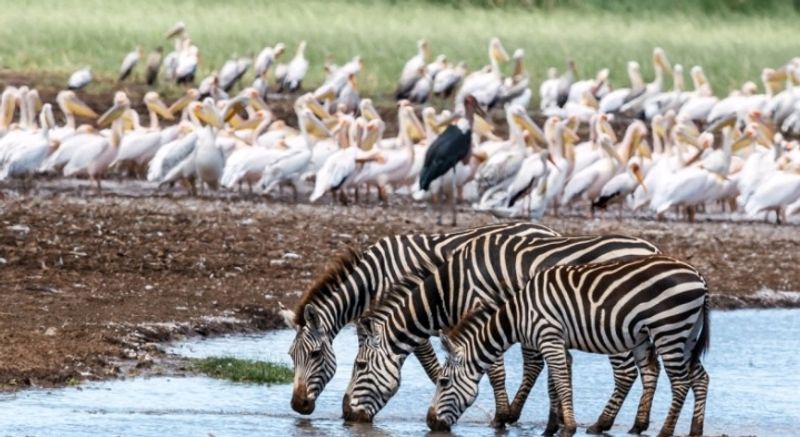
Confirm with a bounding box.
[350,109,414,203]
[146,47,163,86]
[50,90,98,143]
[619,47,672,115]
[527,118,578,218]
[540,59,576,109]
[567,68,610,104]
[560,134,625,214]
[257,108,329,198]
[118,47,143,82]
[677,65,718,122]
[310,116,357,203]
[336,74,360,114]
[282,41,309,92]
[68,67,92,90]
[396,39,429,100]
[0,104,55,184]
[63,92,130,191]
[192,99,225,191]
[651,129,754,221]
[744,166,800,223]
[454,37,509,110]
[254,43,286,78]
[644,64,689,120]
[706,76,770,126]
[110,92,176,176]
[147,122,196,183]
[593,161,646,218]
[599,61,644,114]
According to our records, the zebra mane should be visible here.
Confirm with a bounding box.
[446,302,497,347]
[294,245,362,327]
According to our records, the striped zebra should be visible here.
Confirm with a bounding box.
[427,255,710,437]
[348,233,661,431]
[277,222,558,417]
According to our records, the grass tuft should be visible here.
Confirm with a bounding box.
[189,357,293,385]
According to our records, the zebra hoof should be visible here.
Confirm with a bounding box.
[492,408,511,428]
[690,419,704,436]
[558,426,576,437]
[628,420,649,434]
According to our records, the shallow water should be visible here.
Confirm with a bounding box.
[1,309,797,436]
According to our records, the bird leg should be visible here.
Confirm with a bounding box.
[437,178,444,226]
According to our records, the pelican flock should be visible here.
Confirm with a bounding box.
[4,21,800,224]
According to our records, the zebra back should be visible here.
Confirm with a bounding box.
[369,233,660,355]
[292,222,558,335]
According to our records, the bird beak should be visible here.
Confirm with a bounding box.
[147,97,174,121]
[637,143,652,160]
[562,127,580,146]
[235,114,264,130]
[169,93,197,115]
[491,42,510,64]
[65,95,98,118]
[194,104,223,129]
[473,114,498,140]
[305,98,332,121]
[513,114,545,146]
[97,102,128,128]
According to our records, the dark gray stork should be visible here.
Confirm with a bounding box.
[418,94,485,226]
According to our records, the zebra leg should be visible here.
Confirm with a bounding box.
[689,362,710,436]
[587,352,638,434]
[543,366,561,436]
[413,339,441,383]
[507,346,545,423]
[541,341,577,436]
[486,358,511,427]
[655,345,692,437]
[544,349,573,435]
[630,345,660,434]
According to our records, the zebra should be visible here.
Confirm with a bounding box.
[348,233,662,431]
[427,255,710,437]
[277,221,558,418]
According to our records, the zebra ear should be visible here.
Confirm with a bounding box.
[278,302,298,332]
[304,304,322,333]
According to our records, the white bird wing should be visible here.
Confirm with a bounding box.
[63,136,108,176]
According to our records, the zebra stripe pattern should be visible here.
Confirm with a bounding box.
[278,222,558,416]
[428,255,710,437]
[348,233,661,429]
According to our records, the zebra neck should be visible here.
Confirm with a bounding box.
[466,300,522,373]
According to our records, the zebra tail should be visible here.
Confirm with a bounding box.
[691,293,711,364]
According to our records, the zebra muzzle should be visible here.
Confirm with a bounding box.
[290,384,316,414]
[426,407,451,432]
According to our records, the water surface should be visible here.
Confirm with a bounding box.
[1,309,797,436]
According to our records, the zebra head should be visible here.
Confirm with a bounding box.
[346,316,406,422]
[427,333,481,432]
[281,303,336,415]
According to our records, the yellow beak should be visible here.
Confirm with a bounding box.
[97,102,128,128]
[169,93,197,116]
[65,95,98,118]
[147,98,174,121]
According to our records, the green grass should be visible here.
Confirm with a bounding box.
[0,0,798,98]
[189,357,293,385]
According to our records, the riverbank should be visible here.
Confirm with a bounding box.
[1,187,798,391]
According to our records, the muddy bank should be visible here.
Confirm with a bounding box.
[1,185,799,391]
